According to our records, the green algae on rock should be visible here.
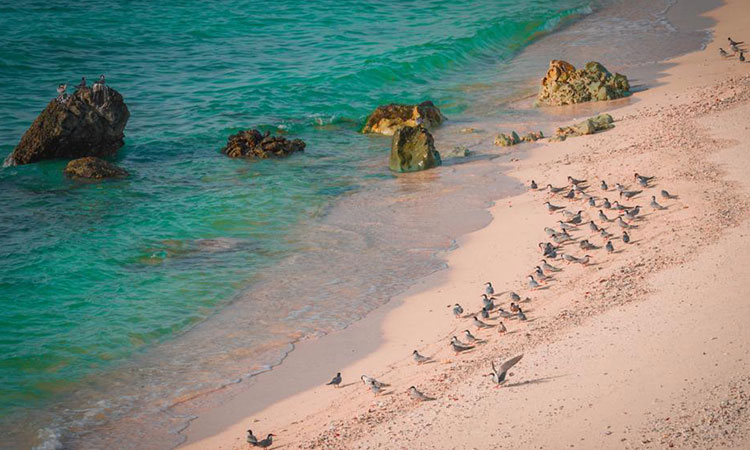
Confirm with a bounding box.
[389,125,442,172]
[536,60,630,106]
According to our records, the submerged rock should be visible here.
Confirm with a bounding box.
[221,129,305,159]
[64,157,129,179]
[362,101,445,135]
[7,86,130,166]
[443,145,471,158]
[554,113,614,140]
[389,125,441,172]
[537,60,630,106]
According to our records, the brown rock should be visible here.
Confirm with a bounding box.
[389,126,441,172]
[64,157,129,179]
[362,101,445,135]
[221,129,305,159]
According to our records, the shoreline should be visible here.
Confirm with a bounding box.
[179,0,750,448]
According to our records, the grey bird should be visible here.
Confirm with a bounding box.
[517,307,527,321]
[622,231,631,244]
[580,239,598,250]
[481,294,495,311]
[661,190,678,199]
[577,254,592,265]
[464,329,484,344]
[540,242,558,259]
[450,336,475,353]
[588,196,596,207]
[545,226,556,236]
[634,173,654,183]
[247,430,258,445]
[615,183,627,192]
[412,350,431,365]
[544,201,565,213]
[487,354,524,386]
[485,282,494,296]
[76,76,86,89]
[637,177,649,187]
[546,184,566,194]
[254,434,276,448]
[367,382,383,395]
[528,275,540,289]
[573,183,585,193]
[562,209,581,219]
[530,180,538,189]
[616,216,632,229]
[600,228,613,239]
[473,316,495,329]
[326,372,342,388]
[731,43,742,53]
[561,253,581,264]
[541,259,561,272]
[510,302,520,313]
[480,306,491,319]
[564,189,575,199]
[620,190,642,199]
[602,198,612,209]
[728,37,744,46]
[650,196,666,210]
[509,291,521,301]
[612,201,633,211]
[566,211,583,224]
[451,303,464,318]
[534,265,548,280]
[98,74,106,85]
[552,232,568,244]
[408,386,435,401]
[568,176,586,185]
[56,83,67,99]
[598,210,612,222]
[624,206,641,220]
[361,375,388,389]
[588,221,600,233]
[558,220,576,231]
[496,308,514,319]
[606,240,614,253]
[719,47,729,57]
[497,321,507,333]
[600,180,608,191]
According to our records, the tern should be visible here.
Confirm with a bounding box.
[326,372,342,388]
[487,354,524,386]
[450,336,475,354]
[408,386,435,401]
[412,350,431,364]
[485,282,494,296]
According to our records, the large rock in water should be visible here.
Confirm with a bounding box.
[7,86,129,166]
[389,125,441,172]
[64,156,129,179]
[362,101,445,135]
[536,60,630,106]
[221,129,305,159]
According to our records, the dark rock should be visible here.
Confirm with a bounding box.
[7,86,130,166]
[64,157,129,179]
[537,60,630,106]
[221,129,305,159]
[389,126,441,172]
[494,131,521,147]
[362,101,445,135]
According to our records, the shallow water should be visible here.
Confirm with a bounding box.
[0,0,712,448]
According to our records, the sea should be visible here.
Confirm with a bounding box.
[0,0,712,448]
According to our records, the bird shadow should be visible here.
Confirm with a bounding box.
[503,374,566,388]
[418,359,438,365]
[532,285,551,291]
[338,382,358,389]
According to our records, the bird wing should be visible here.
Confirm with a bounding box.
[491,361,499,376]
[498,354,524,374]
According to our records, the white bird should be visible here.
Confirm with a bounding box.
[487,354,524,386]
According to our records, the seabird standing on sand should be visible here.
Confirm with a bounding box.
[530,180,538,189]
[528,275,540,290]
[620,189,642,199]
[568,176,586,185]
[623,231,631,244]
[487,354,523,386]
[326,372,342,388]
[719,48,729,57]
[509,291,521,301]
[464,329,484,344]
[517,307,527,321]
[485,282,494,296]
[247,430,258,445]
[473,315,495,329]
[598,210,612,222]
[544,201,565,213]
[540,259,561,273]
[408,386,435,401]
[728,37,744,47]
[602,198,611,209]
[546,184,566,194]
[253,433,276,448]
[497,321,507,333]
[600,180,608,191]
[450,303,464,318]
[412,350,431,364]
[661,190,678,199]
[606,240,615,253]
[450,336,475,354]
[650,196,667,210]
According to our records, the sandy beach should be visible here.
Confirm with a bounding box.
[178,1,750,449]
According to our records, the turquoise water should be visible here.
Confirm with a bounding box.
[2,0,705,448]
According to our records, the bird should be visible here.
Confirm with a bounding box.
[76,76,86,89]
[412,350,431,364]
[600,228,612,239]
[360,375,388,389]
[254,434,276,448]
[558,220,576,231]
[541,259,561,272]
[564,189,575,199]
[650,196,666,210]
[510,302,520,313]
[616,216,632,229]
[634,173,654,183]
[473,316,495,329]
[606,240,614,253]
[450,303,464,318]
[544,201,565,213]
[56,83,67,99]
[450,336,475,354]
[367,382,383,395]
[588,221,600,233]
[485,282,494,296]
[552,232,568,244]
[545,226,556,236]
[568,176,586,185]
[534,265,548,280]
[661,190,678,199]
[326,372,342,388]
[577,254,592,265]
[546,184,566,194]
[497,321,507,333]
[247,430,258,445]
[580,239,598,250]
[464,329,484,344]
[481,294,495,311]
[530,180,538,189]
[624,206,641,220]
[620,190,642,199]
[566,211,583,224]
[517,308,527,321]
[97,74,105,85]
[598,210,612,222]
[528,275,540,289]
[612,201,633,211]
[562,209,581,219]
[731,43,742,53]
[588,196,596,207]
[408,386,435,401]
[729,37,744,46]
[622,231,631,244]
[740,52,745,62]
[602,198,612,209]
[509,291,521,301]
[637,177,649,187]
[720,48,729,57]
[496,308,514,319]
[487,354,524,386]
[600,180,608,191]
[615,183,627,192]
[480,306,491,319]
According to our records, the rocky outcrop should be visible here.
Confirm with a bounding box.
[389,125,441,172]
[494,130,543,146]
[537,60,630,106]
[221,129,305,159]
[362,101,445,135]
[554,113,614,140]
[64,157,129,179]
[521,131,544,142]
[7,86,130,166]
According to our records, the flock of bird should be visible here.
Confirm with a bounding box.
[719,37,746,62]
[55,74,107,104]
[246,171,679,447]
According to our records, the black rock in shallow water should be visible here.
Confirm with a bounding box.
[6,86,130,166]
[221,129,305,159]
[64,157,129,179]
